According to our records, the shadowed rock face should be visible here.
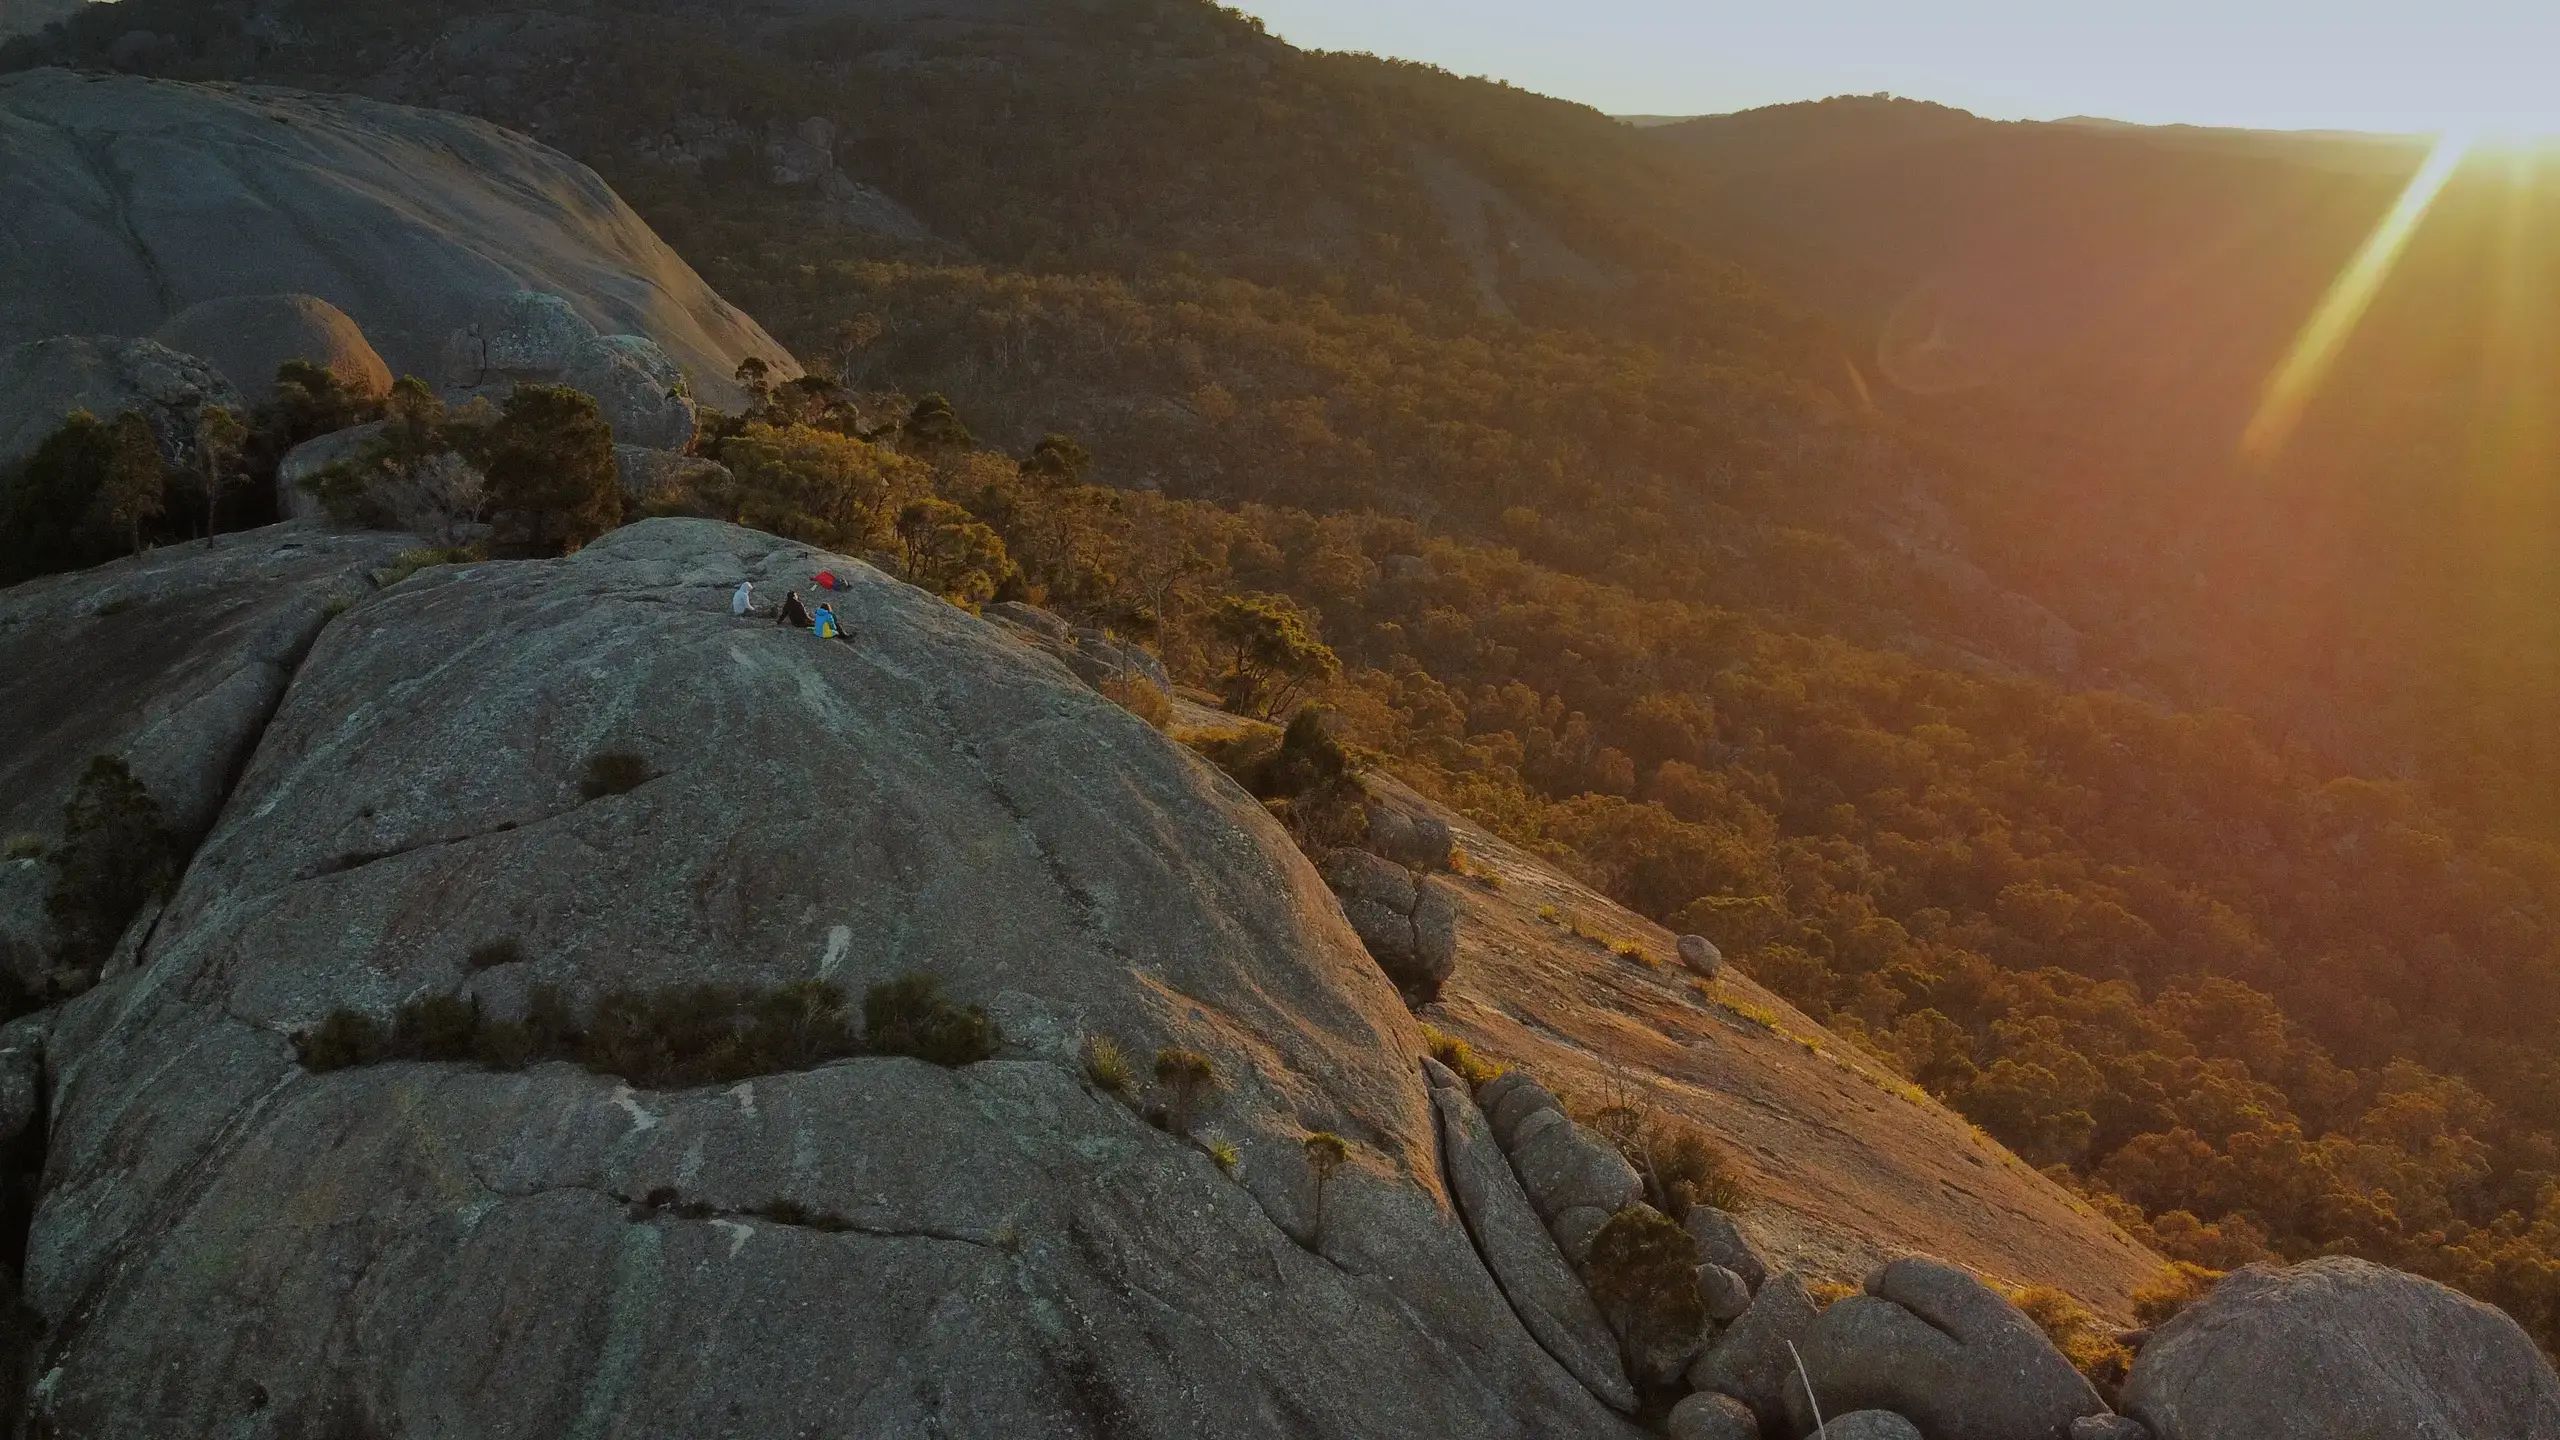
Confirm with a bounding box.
[0,69,795,409]
[0,525,407,988]
[22,519,1636,1439]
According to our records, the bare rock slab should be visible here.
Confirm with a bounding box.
[1426,1058,1638,1412]
[1787,1257,2105,1440]
[2122,1256,2560,1440]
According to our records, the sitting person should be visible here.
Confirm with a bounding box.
[776,590,811,629]
[812,602,841,639]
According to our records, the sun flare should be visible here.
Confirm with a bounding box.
[2239,131,2474,465]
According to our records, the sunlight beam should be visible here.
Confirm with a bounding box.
[2240,132,2475,466]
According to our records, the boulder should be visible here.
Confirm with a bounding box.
[152,293,392,405]
[1689,1272,1820,1433]
[1425,1057,1638,1412]
[2068,1417,2150,1440]
[1686,1206,1770,1292]
[0,524,406,990]
[1787,1257,2105,1440]
[0,69,795,411]
[276,422,386,522]
[1668,1390,1762,1440]
[1509,1109,1644,1219]
[1552,1204,1612,1266]
[444,291,698,450]
[1486,1073,1564,1149]
[1700,1262,1753,1322]
[1364,799,1455,871]
[2121,1256,2560,1440]
[1318,848,1460,1000]
[1677,933,1724,978]
[1826,1414,1925,1440]
[982,602,1174,699]
[0,335,241,469]
[21,518,1633,1440]
[616,444,731,511]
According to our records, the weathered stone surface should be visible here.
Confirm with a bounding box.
[1700,1261,1753,1322]
[982,602,1173,699]
[1677,933,1724,977]
[1686,1205,1770,1292]
[2068,1416,2150,1440]
[1365,799,1454,871]
[0,524,404,987]
[1319,848,1459,999]
[1552,1204,1611,1266]
[1788,1257,2105,1440]
[1487,1074,1563,1149]
[152,292,392,405]
[2122,1256,2560,1440]
[24,518,1637,1440]
[277,422,387,522]
[1427,1057,1637,1412]
[616,444,731,510]
[1690,1271,1819,1432]
[0,335,242,469]
[1510,1108,1644,1219]
[0,69,794,411]
[443,291,698,448]
[1668,1389,1761,1440]
[1827,1413,1925,1440]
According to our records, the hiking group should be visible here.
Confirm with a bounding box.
[732,579,846,640]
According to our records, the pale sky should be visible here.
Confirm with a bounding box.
[1240,0,2560,135]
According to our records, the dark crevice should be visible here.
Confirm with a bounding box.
[616,1185,1008,1250]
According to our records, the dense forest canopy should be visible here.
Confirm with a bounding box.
[10,0,2560,1349]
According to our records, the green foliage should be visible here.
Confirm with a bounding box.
[702,422,929,552]
[1586,1086,1752,1219]
[1208,593,1338,719]
[2130,1261,2223,1327]
[894,496,1013,605]
[1584,1205,1706,1356]
[1206,1138,1241,1175]
[578,750,653,801]
[1,411,121,582]
[900,393,974,451]
[862,972,1000,1066]
[1153,1047,1220,1137]
[43,754,175,971]
[477,384,620,556]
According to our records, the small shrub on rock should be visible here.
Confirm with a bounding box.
[2006,1283,2132,1399]
[1585,1205,1707,1367]
[294,1009,391,1071]
[1153,1047,1220,1136]
[467,937,523,971]
[1418,1023,1505,1089]
[863,973,1000,1066]
[2130,1260,2223,1327]
[1083,1034,1134,1094]
[45,754,177,970]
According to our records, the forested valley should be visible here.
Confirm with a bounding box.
[11,0,2560,1352]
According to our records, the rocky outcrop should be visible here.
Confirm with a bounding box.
[982,601,1173,696]
[1319,849,1459,1000]
[1828,1414,1925,1440]
[0,525,405,988]
[1364,798,1454,871]
[0,335,240,468]
[2069,1417,2151,1440]
[2122,1256,2560,1440]
[276,423,387,522]
[1424,1057,1636,1412]
[1678,933,1724,977]
[17,518,1632,1439]
[0,69,795,411]
[1787,1257,2105,1440]
[151,293,393,406]
[441,291,698,448]
[1689,1272,1819,1432]
[1668,1390,1761,1440]
[1686,1205,1769,1293]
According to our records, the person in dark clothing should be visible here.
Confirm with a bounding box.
[776,590,812,629]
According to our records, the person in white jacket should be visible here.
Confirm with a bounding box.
[731,580,755,616]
